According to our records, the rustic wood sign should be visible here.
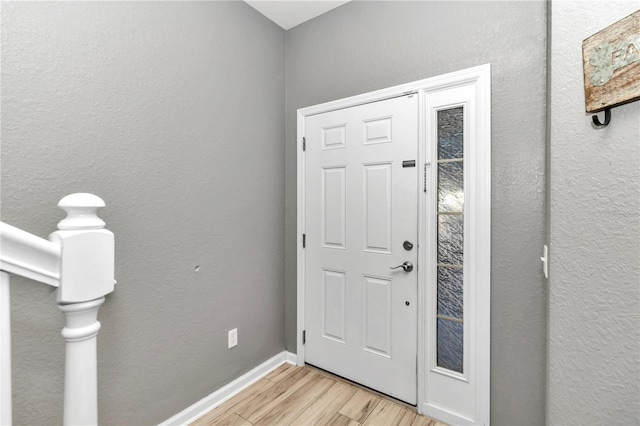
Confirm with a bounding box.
[583,10,640,113]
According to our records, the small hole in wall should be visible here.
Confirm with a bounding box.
[194,265,200,272]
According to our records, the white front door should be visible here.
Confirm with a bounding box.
[304,95,418,404]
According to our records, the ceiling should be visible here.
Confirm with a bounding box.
[244,0,351,30]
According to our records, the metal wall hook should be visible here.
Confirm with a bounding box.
[592,108,611,127]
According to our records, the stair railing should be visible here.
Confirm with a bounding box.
[0,193,115,426]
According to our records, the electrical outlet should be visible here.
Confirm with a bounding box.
[228,328,238,349]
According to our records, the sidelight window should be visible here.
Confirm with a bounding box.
[436,107,464,374]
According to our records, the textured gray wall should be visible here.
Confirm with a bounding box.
[1,2,285,424]
[284,2,547,424]
[548,2,640,424]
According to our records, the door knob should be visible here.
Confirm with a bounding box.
[390,261,413,272]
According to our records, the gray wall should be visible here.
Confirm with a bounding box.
[284,2,548,425]
[11,2,636,426]
[1,2,285,424]
[548,2,640,424]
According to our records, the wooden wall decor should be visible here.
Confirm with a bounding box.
[583,10,640,114]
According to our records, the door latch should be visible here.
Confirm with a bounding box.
[390,261,414,272]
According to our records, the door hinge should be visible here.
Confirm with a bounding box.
[302,233,306,248]
[302,137,306,152]
[302,330,306,345]
[541,244,549,279]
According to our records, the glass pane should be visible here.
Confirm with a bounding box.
[436,107,464,375]
[437,267,463,319]
[437,319,463,373]
[438,214,463,265]
[438,107,463,160]
[438,162,464,212]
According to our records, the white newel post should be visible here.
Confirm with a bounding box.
[58,298,104,426]
[49,194,115,426]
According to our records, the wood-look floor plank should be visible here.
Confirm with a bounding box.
[254,376,335,425]
[191,378,274,425]
[410,413,436,426]
[306,365,419,414]
[361,399,406,426]
[339,389,381,423]
[327,412,360,426]
[399,409,417,425]
[192,366,445,426]
[206,412,252,426]
[290,380,358,426]
[235,367,316,423]
[264,362,295,383]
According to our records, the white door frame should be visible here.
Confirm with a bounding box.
[296,64,491,425]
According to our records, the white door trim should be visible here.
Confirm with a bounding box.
[297,64,491,425]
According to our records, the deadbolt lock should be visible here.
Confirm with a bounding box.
[403,240,414,251]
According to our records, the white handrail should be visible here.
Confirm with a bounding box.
[0,193,115,426]
[0,222,61,287]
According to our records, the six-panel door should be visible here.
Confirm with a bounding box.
[305,95,419,404]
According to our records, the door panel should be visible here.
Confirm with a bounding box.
[305,95,418,404]
[322,269,346,342]
[322,167,346,248]
[363,163,392,253]
[363,275,391,357]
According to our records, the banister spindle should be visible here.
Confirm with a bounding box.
[0,272,11,426]
[50,194,115,426]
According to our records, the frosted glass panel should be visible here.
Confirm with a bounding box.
[438,162,464,213]
[438,214,463,265]
[437,319,463,373]
[438,107,464,160]
[436,106,464,374]
[437,267,463,319]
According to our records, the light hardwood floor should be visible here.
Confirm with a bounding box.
[191,364,446,426]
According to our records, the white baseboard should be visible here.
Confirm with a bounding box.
[159,351,297,426]
[285,351,297,365]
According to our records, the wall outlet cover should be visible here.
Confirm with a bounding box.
[228,328,238,349]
